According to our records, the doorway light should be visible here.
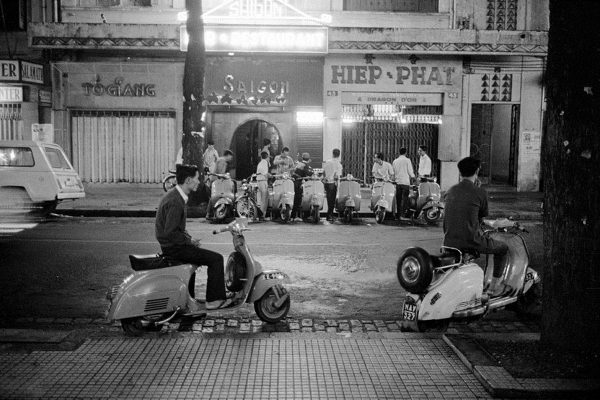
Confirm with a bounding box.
[296,111,323,125]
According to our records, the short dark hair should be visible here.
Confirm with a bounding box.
[399,147,407,155]
[282,147,290,152]
[457,157,481,177]
[419,145,427,152]
[263,138,271,146]
[261,151,269,159]
[333,148,340,158]
[224,149,234,157]
[375,152,384,161]
[207,140,214,146]
[176,164,199,185]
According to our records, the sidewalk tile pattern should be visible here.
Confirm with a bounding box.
[0,336,491,399]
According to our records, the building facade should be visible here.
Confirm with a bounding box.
[21,0,548,190]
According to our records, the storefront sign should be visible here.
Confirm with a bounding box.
[401,114,442,124]
[341,92,443,106]
[81,76,156,97]
[180,25,328,54]
[39,89,52,105]
[0,86,23,102]
[206,74,289,106]
[0,60,44,84]
[331,65,455,86]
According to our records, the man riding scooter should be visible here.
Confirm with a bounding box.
[156,164,233,310]
[443,157,509,297]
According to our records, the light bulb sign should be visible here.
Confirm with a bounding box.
[180,25,328,54]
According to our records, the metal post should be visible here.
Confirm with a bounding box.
[363,119,368,183]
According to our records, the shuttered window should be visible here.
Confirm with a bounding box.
[0,104,23,141]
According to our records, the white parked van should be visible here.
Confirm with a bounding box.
[0,140,85,214]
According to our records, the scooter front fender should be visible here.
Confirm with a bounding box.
[248,270,289,303]
[215,198,233,208]
[376,199,389,211]
[108,266,193,321]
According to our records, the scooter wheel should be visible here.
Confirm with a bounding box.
[225,252,247,292]
[375,207,386,224]
[162,175,177,192]
[254,287,290,323]
[280,205,291,223]
[423,207,441,225]
[344,208,353,224]
[397,247,434,294]
[121,316,163,336]
[214,204,229,221]
[311,206,320,223]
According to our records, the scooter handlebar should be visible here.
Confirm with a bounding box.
[212,226,229,235]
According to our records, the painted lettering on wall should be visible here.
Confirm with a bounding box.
[330,65,456,86]
[82,76,156,97]
[224,74,289,95]
[204,74,289,106]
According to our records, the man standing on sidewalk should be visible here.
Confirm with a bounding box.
[323,148,343,221]
[156,164,233,310]
[256,151,270,221]
[417,145,432,181]
[392,147,415,220]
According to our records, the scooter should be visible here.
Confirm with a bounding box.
[235,174,258,221]
[208,172,235,223]
[407,177,444,225]
[396,218,541,332]
[106,218,291,336]
[336,175,362,224]
[370,177,396,224]
[300,172,325,224]
[268,173,295,223]
[162,169,177,192]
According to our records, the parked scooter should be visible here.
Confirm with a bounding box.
[235,174,258,221]
[300,172,325,223]
[336,175,362,224]
[396,218,541,332]
[407,177,444,225]
[370,177,396,224]
[268,173,295,223]
[106,218,291,336]
[208,172,235,223]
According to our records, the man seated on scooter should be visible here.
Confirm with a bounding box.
[156,164,234,310]
[372,153,394,181]
[443,157,509,297]
[291,152,313,221]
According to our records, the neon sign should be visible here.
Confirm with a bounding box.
[180,25,328,54]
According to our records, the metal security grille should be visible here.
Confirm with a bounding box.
[341,105,440,182]
[0,104,23,141]
[71,110,176,183]
[297,124,323,168]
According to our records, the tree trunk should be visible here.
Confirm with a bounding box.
[182,0,209,211]
[542,0,600,350]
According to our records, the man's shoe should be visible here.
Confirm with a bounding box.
[206,298,235,310]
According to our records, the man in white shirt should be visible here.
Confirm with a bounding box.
[273,147,295,175]
[372,152,394,181]
[256,151,270,220]
[203,140,219,173]
[392,147,415,219]
[322,148,343,221]
[418,145,432,181]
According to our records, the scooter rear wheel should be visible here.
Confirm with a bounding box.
[162,175,177,192]
[311,206,320,223]
[214,204,230,221]
[121,316,164,336]
[375,207,386,224]
[280,205,291,223]
[254,287,291,323]
[344,208,353,224]
[423,207,442,225]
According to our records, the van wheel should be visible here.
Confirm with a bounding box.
[397,247,434,294]
[0,187,34,212]
[121,316,164,336]
[41,200,58,216]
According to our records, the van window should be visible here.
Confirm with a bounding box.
[44,147,72,170]
[0,147,34,167]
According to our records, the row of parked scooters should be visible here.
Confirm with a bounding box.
[206,171,445,225]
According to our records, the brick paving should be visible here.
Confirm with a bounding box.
[0,334,492,399]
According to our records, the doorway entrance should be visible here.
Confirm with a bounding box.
[230,119,282,179]
[470,104,520,186]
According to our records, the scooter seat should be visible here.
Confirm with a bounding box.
[129,254,174,271]
[432,254,459,268]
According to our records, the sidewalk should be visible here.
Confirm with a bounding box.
[55,182,543,220]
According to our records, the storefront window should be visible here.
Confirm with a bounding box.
[343,0,438,12]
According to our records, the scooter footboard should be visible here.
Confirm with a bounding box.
[248,270,289,303]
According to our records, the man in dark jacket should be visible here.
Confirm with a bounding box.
[291,152,313,220]
[156,164,233,309]
[443,157,509,296]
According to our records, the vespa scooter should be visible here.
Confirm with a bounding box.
[336,175,362,224]
[407,177,444,225]
[235,174,258,221]
[207,172,235,223]
[106,218,291,336]
[268,173,295,223]
[396,218,541,332]
[370,177,396,224]
[300,172,325,224]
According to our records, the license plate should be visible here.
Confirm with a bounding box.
[403,303,417,321]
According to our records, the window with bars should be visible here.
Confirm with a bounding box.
[343,0,438,12]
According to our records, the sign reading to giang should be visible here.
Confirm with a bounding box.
[331,65,456,86]
[81,76,156,97]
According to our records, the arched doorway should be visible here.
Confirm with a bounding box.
[230,119,282,179]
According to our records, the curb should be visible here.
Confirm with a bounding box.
[443,334,600,398]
